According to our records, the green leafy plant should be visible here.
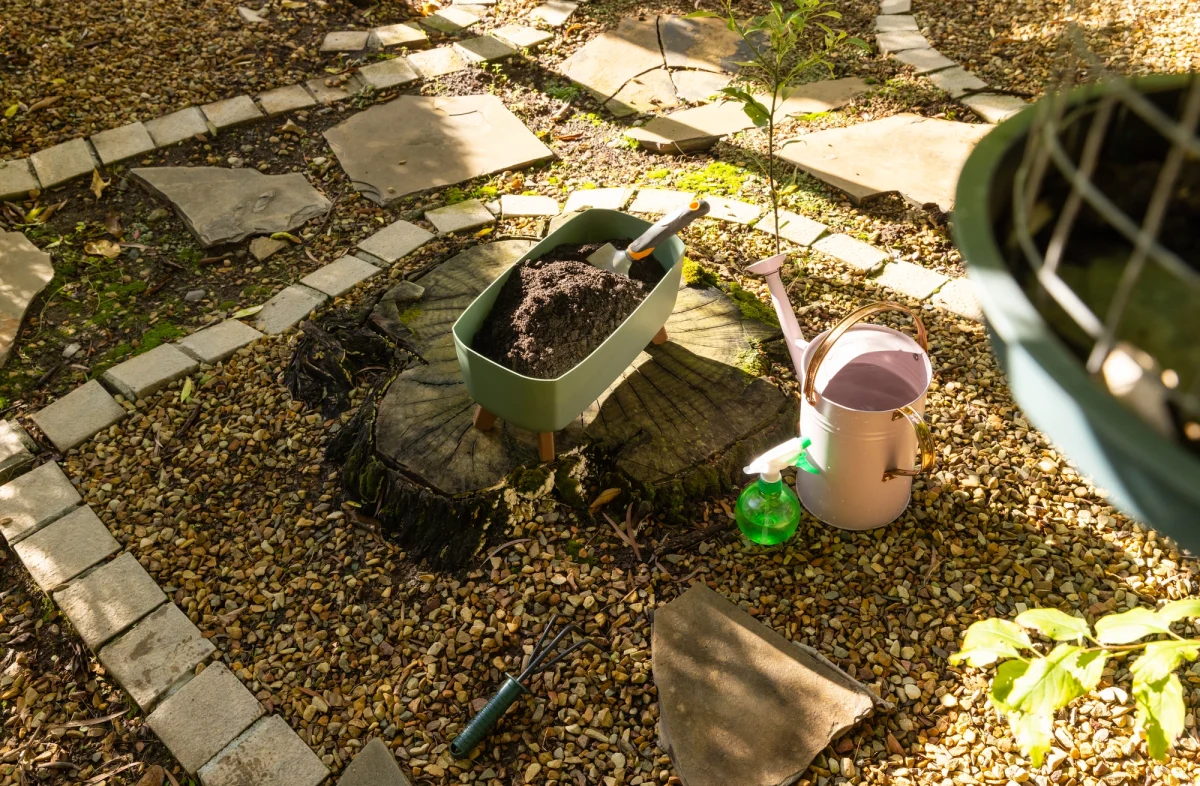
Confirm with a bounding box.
[951,601,1200,764]
[686,0,866,254]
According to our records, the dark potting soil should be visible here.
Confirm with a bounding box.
[473,241,665,379]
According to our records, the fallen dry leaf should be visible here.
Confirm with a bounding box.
[104,211,123,239]
[90,169,109,199]
[27,95,61,113]
[135,765,165,786]
[83,239,121,259]
[589,488,621,512]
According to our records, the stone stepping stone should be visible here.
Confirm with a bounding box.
[257,84,318,117]
[499,194,560,217]
[606,68,680,117]
[177,319,263,364]
[300,255,381,297]
[99,603,216,711]
[932,278,983,321]
[30,138,97,189]
[307,74,365,104]
[491,24,554,50]
[875,14,918,32]
[777,76,871,116]
[754,209,828,247]
[892,47,956,74]
[358,220,434,264]
[704,196,760,224]
[198,715,329,786]
[963,92,1028,124]
[560,18,664,104]
[928,66,988,99]
[322,31,373,52]
[12,506,118,590]
[324,95,554,206]
[131,167,331,247]
[145,107,210,148]
[0,159,39,201]
[0,421,35,483]
[359,58,420,90]
[660,14,758,74]
[338,738,411,786]
[53,552,166,649]
[255,284,328,334]
[373,22,429,49]
[672,70,732,103]
[629,188,694,214]
[250,236,288,261]
[0,230,54,366]
[776,113,989,211]
[90,122,156,166]
[0,461,80,544]
[874,259,950,300]
[455,35,517,63]
[147,663,264,774]
[876,30,930,54]
[237,6,266,23]
[422,6,479,34]
[529,0,577,27]
[406,47,469,79]
[426,199,495,234]
[653,584,875,786]
[102,344,198,401]
[881,0,911,12]
[31,379,126,452]
[813,234,889,274]
[201,95,263,130]
[563,187,632,212]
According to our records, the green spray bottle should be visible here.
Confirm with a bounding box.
[735,437,818,545]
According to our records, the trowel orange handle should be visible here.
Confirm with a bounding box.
[626,199,710,261]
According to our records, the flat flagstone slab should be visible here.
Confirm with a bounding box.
[250,236,288,261]
[606,68,680,117]
[874,260,950,300]
[892,47,956,74]
[198,715,329,786]
[299,255,380,297]
[0,230,54,367]
[705,196,760,224]
[145,107,210,147]
[148,663,264,774]
[102,344,198,401]
[177,319,263,364]
[491,24,553,50]
[359,58,420,90]
[422,6,479,33]
[201,95,263,129]
[813,233,889,274]
[255,285,327,334]
[0,461,80,544]
[672,70,733,103]
[131,167,331,247]
[100,603,216,711]
[406,47,469,78]
[54,552,166,649]
[91,123,156,166]
[13,506,118,590]
[499,194,560,217]
[0,421,35,483]
[257,84,318,116]
[358,220,434,263]
[307,75,365,104]
[629,188,694,214]
[660,14,758,73]
[31,379,125,451]
[30,139,96,189]
[324,94,554,205]
[776,113,990,211]
[322,30,372,52]
[928,66,988,98]
[563,187,632,212]
[455,35,517,63]
[881,0,911,12]
[777,76,871,116]
[754,209,828,247]
[374,22,429,49]
[337,738,411,786]
[875,14,918,32]
[654,584,875,786]
[932,278,983,321]
[530,0,577,27]
[560,19,664,103]
[426,199,495,234]
[0,159,39,201]
[963,92,1028,123]
[876,30,931,53]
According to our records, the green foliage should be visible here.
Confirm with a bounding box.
[951,604,1200,765]
[681,257,719,288]
[645,168,670,180]
[676,162,747,195]
[140,322,185,352]
[544,81,581,101]
[726,282,779,326]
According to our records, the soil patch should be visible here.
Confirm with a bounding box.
[473,241,662,379]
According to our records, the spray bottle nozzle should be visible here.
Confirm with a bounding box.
[744,437,818,482]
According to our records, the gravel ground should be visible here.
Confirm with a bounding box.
[917,0,1200,96]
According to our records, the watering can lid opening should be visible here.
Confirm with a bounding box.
[809,324,932,401]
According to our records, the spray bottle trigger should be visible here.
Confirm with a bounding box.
[793,437,819,475]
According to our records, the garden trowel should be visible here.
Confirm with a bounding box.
[587,198,711,276]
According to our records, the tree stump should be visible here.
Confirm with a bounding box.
[337,240,796,566]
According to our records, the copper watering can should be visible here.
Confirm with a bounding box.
[748,253,935,530]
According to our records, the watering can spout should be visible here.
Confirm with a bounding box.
[747,253,807,377]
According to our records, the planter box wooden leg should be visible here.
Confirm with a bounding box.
[473,406,497,432]
[538,432,555,462]
[652,326,668,345]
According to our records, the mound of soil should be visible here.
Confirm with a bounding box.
[473,242,665,379]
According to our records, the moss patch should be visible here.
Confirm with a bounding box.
[140,322,185,352]
[681,257,719,288]
[726,282,780,327]
[676,161,747,196]
[396,304,423,324]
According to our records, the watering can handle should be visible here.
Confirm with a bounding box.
[884,405,936,481]
[802,301,929,407]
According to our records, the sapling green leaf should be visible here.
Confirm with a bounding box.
[948,618,1032,667]
[1015,608,1091,641]
[1008,711,1054,767]
[997,644,1106,716]
[1157,598,1200,622]
[1094,606,1173,644]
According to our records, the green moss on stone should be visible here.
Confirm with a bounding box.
[726,282,780,327]
[512,466,552,494]
[681,257,718,288]
[396,304,423,324]
[140,322,185,352]
[676,162,747,196]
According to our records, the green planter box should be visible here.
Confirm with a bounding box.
[453,208,685,433]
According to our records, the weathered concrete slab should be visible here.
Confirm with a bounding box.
[705,196,760,224]
[892,47,957,74]
[145,107,210,147]
[0,159,39,201]
[606,68,680,117]
[754,209,828,247]
[324,94,554,206]
[455,35,517,63]
[776,113,989,211]
[881,0,911,12]
[499,194,560,217]
[560,19,664,102]
[530,0,577,27]
[177,319,263,364]
[874,260,950,300]
[148,662,265,773]
[654,584,875,786]
[660,14,757,73]
[0,461,81,544]
[30,139,97,189]
[406,47,469,79]
[338,738,411,786]
[932,277,983,321]
[962,92,1028,124]
[876,30,931,53]
[250,236,288,261]
[91,123,157,166]
[198,715,329,786]
[359,58,420,90]
[358,220,434,264]
[54,552,166,649]
[373,22,429,49]
[131,167,331,247]
[0,421,35,483]
[13,505,118,590]
[202,95,263,129]
[299,255,380,297]
[813,233,889,274]
[321,31,372,52]
[671,70,733,103]
[928,66,988,99]
[102,344,198,401]
[255,285,327,334]
[306,75,365,105]
[0,230,54,367]
[777,77,871,116]
[426,199,495,234]
[100,603,216,711]
[492,24,553,50]
[629,188,694,215]
[31,379,126,451]
[257,84,318,117]
[875,14,918,32]
[422,6,479,33]
[563,187,632,212]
